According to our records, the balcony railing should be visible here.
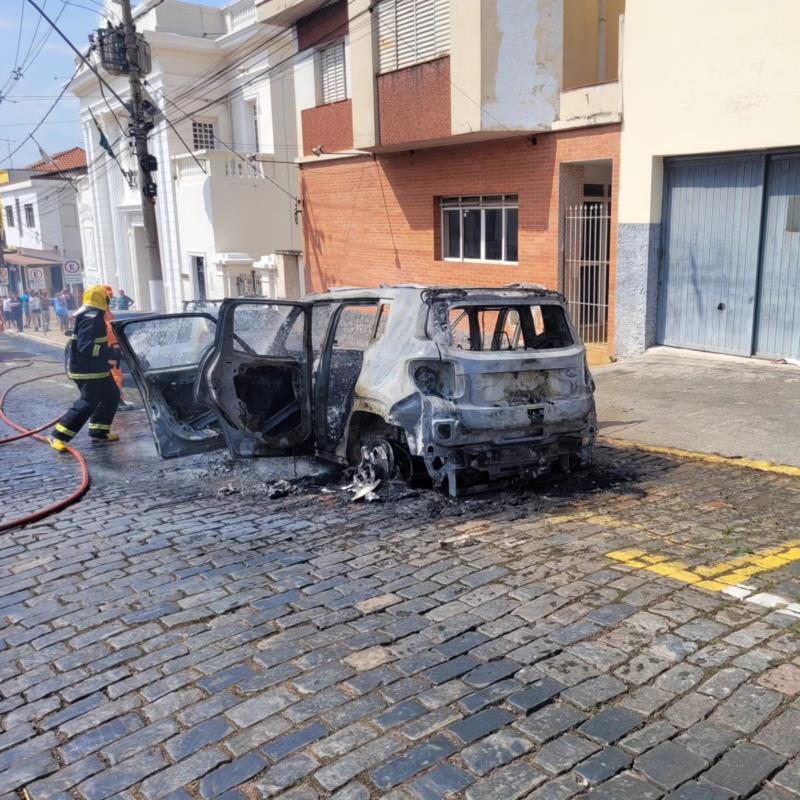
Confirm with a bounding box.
[173,149,275,181]
[224,0,256,33]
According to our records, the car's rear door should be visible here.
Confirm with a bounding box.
[203,299,313,457]
[113,313,224,458]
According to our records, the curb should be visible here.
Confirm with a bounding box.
[2,331,65,350]
[601,436,800,478]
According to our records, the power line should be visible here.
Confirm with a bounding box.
[164,0,369,122]
[0,120,80,127]
[166,4,376,129]
[24,0,130,108]
[156,91,296,202]
[0,66,80,167]
[97,79,127,136]
[17,0,45,74]
[12,0,27,78]
[22,3,68,72]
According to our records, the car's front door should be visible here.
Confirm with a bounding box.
[203,299,313,457]
[113,313,224,458]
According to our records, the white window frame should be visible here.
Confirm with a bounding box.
[318,39,347,105]
[24,203,35,229]
[5,206,14,228]
[191,120,216,151]
[441,195,519,264]
[378,0,450,74]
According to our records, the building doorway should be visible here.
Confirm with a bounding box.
[560,161,613,350]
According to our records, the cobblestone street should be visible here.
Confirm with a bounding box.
[2,340,800,800]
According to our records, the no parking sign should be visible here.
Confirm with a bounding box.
[63,259,83,285]
[28,267,46,290]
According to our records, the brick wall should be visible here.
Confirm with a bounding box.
[302,99,354,156]
[299,125,621,352]
[297,0,348,50]
[378,57,452,147]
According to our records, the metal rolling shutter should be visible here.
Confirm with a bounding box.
[754,155,800,359]
[658,156,765,355]
[378,0,450,74]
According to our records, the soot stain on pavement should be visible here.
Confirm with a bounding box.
[191,445,647,529]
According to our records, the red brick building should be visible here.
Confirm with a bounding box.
[257,0,624,356]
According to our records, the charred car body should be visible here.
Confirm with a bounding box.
[114,285,596,495]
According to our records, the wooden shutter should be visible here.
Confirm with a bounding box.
[320,40,346,103]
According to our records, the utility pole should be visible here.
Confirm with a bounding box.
[119,0,165,313]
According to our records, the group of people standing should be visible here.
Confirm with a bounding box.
[2,287,135,335]
[2,289,75,333]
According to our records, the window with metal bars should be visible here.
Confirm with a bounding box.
[24,204,35,228]
[192,121,216,151]
[440,195,519,263]
[4,206,14,227]
[377,0,450,74]
[319,40,346,104]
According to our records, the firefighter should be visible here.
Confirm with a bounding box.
[49,285,122,451]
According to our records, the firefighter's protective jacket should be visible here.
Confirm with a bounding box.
[66,288,118,380]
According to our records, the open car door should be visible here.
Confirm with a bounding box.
[203,299,313,457]
[113,313,224,458]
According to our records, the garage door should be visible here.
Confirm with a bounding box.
[754,155,800,359]
[658,155,764,356]
[658,153,800,359]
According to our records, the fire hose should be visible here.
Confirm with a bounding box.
[0,360,91,533]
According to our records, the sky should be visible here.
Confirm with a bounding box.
[0,0,227,169]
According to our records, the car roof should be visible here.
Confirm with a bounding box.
[304,284,565,303]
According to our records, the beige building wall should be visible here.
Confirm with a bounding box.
[619,0,800,224]
[450,0,482,135]
[348,0,378,149]
[615,0,800,359]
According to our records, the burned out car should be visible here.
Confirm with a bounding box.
[113,285,596,495]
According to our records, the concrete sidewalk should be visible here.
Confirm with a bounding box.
[595,346,800,467]
[2,326,67,349]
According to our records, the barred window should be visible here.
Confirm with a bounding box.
[192,121,216,151]
[441,195,519,263]
[24,204,35,228]
[319,40,346,104]
[4,206,14,227]
[377,0,450,74]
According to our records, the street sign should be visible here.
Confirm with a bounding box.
[27,267,46,290]
[0,267,7,286]
[63,260,84,285]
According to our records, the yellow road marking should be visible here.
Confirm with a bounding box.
[607,539,800,592]
[543,512,645,531]
[601,437,800,478]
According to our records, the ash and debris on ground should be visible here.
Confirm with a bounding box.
[199,446,645,525]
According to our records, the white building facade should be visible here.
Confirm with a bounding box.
[71,0,302,312]
[0,155,86,296]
